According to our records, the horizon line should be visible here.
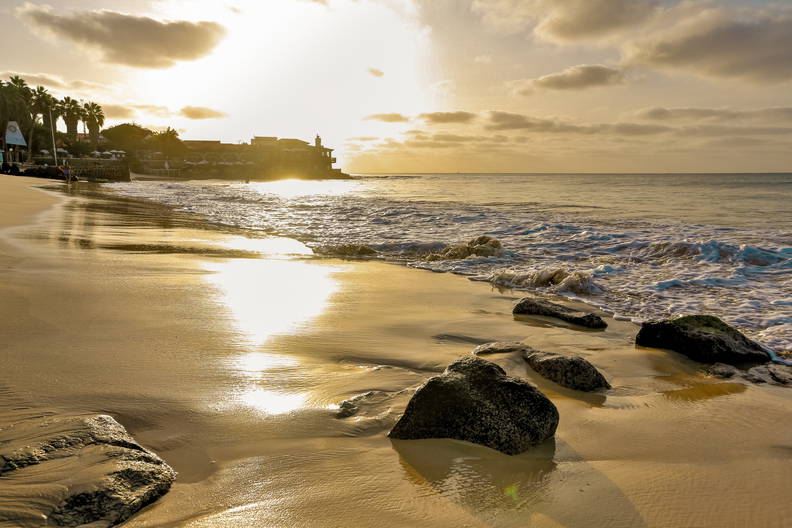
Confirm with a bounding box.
[352,171,792,175]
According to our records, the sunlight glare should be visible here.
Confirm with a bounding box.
[219,236,313,257]
[249,178,362,199]
[204,259,339,346]
[241,388,307,415]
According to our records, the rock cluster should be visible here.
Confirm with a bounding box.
[426,235,503,261]
[513,297,607,329]
[707,362,792,386]
[388,356,558,455]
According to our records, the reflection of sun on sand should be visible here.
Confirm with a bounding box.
[1,177,792,528]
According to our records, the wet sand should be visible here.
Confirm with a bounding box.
[1,175,791,527]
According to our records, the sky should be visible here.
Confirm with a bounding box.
[2,0,791,173]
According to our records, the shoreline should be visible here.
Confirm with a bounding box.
[2,175,792,527]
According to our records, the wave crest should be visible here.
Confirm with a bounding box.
[489,267,601,295]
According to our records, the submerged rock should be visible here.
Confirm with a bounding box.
[0,414,176,527]
[635,315,770,366]
[705,362,739,379]
[335,390,385,418]
[744,364,792,386]
[513,297,607,329]
[388,356,558,455]
[523,350,611,392]
[315,244,378,257]
[472,341,535,356]
[426,235,504,261]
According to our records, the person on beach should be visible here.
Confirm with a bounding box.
[61,162,75,183]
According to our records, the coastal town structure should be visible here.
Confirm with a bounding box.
[174,134,347,179]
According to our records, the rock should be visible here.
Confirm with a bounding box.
[705,363,738,379]
[635,315,770,366]
[388,356,558,455]
[426,235,504,261]
[472,341,534,356]
[0,414,176,527]
[433,334,494,345]
[744,364,792,386]
[513,298,607,329]
[336,391,375,418]
[522,350,611,392]
[743,365,772,384]
[315,244,378,257]
[767,363,792,385]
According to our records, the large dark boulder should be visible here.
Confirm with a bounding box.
[513,298,607,329]
[523,350,611,392]
[635,315,770,366]
[388,356,558,455]
[0,414,176,527]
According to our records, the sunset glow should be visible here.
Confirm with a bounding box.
[5,0,790,173]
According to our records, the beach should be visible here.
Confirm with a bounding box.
[2,175,792,528]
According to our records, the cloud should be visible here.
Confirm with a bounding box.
[348,136,379,141]
[430,79,456,100]
[675,125,792,137]
[179,106,227,119]
[486,111,583,132]
[419,111,477,124]
[100,103,174,120]
[511,64,625,95]
[384,132,516,151]
[0,70,107,92]
[485,111,670,135]
[102,104,137,119]
[623,6,792,82]
[474,55,492,64]
[634,106,792,123]
[485,110,792,139]
[368,68,384,77]
[471,0,657,42]
[18,3,226,69]
[365,113,410,123]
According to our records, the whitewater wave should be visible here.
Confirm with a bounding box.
[488,267,601,295]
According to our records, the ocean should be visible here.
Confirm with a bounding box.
[107,173,792,351]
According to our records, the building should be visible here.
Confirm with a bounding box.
[179,134,345,179]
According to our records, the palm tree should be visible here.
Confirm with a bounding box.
[25,86,52,161]
[59,96,82,141]
[82,102,105,148]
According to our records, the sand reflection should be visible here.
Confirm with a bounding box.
[203,258,339,346]
[204,252,340,415]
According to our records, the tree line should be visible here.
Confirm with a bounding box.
[1,75,188,163]
[0,75,104,161]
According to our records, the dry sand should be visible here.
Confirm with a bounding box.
[1,175,791,527]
